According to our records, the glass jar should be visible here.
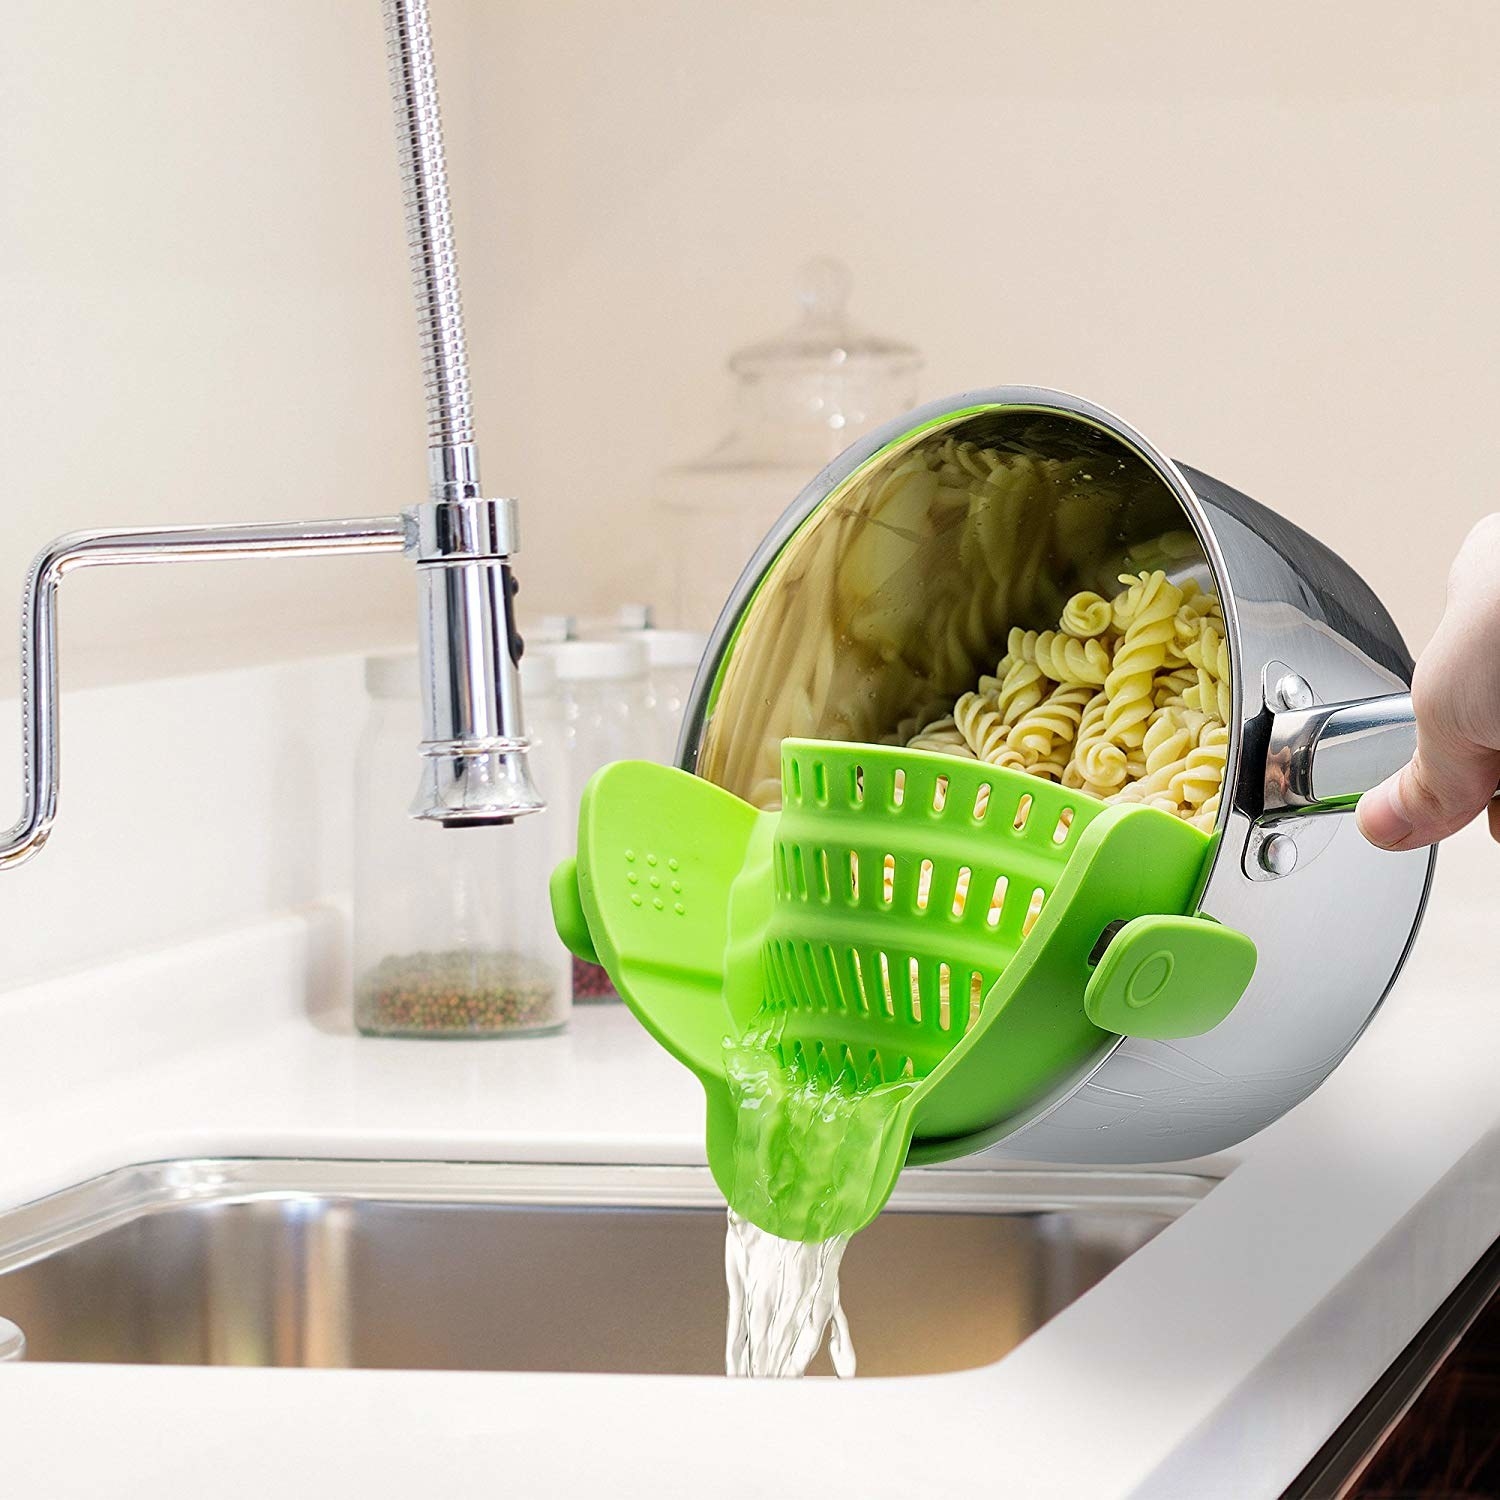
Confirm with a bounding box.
[656,258,922,629]
[621,627,709,763]
[543,637,652,1001]
[353,652,570,1038]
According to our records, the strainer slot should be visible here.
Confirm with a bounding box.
[853,765,865,803]
[908,956,922,1022]
[878,951,895,1016]
[916,858,934,910]
[933,775,949,812]
[791,845,808,900]
[798,942,822,1014]
[986,876,1009,928]
[1013,793,1034,832]
[807,941,832,1011]
[789,758,804,804]
[973,783,992,821]
[816,848,831,901]
[767,941,794,1010]
[848,851,860,902]
[848,948,870,1013]
[812,759,828,804]
[821,943,846,1008]
[938,962,952,1029]
[784,945,808,1012]
[1053,808,1075,845]
[1022,887,1046,937]
[969,971,985,1027]
[882,854,896,904]
[951,866,972,918]
[893,768,906,807]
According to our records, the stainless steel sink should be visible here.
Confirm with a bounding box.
[0,1159,1212,1377]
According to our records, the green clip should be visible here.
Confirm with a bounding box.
[1084,914,1257,1040]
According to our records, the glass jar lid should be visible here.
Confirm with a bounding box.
[542,638,649,683]
[728,258,921,378]
[620,628,708,670]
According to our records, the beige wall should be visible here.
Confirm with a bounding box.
[1,0,435,684]
[5,0,1499,691]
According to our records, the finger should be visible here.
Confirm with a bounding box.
[1356,739,1500,851]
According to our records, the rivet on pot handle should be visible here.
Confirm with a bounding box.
[1263,692,1415,815]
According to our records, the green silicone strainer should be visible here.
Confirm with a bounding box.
[552,739,1256,1240]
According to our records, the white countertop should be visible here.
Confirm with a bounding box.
[1,822,1498,1499]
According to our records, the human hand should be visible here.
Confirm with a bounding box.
[1357,515,1500,851]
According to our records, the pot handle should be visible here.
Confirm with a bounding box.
[1263,692,1415,815]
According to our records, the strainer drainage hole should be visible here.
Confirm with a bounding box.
[986,876,1009,928]
[951,866,971,918]
[1022,887,1046,936]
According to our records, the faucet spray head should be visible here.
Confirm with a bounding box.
[407,493,544,826]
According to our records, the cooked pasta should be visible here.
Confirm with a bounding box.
[905,714,975,758]
[907,566,1232,829]
[1016,628,1113,688]
[993,657,1048,727]
[692,415,1229,831]
[1007,681,1094,763]
[952,690,1010,762]
[1058,589,1114,640]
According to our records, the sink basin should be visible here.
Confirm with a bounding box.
[0,1159,1211,1377]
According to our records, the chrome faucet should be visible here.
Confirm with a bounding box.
[0,0,541,872]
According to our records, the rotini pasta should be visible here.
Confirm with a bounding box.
[1008,628,1112,688]
[952,690,1010,762]
[993,657,1048,727]
[1007,681,1094,763]
[691,417,1231,830]
[1101,571,1182,748]
[905,714,975,758]
[1058,589,1114,640]
[906,565,1232,829]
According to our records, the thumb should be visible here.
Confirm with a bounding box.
[1357,736,1500,851]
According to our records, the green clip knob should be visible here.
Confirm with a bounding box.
[549,857,600,966]
[1084,914,1256,1040]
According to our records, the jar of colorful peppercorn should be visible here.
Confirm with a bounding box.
[352,650,571,1038]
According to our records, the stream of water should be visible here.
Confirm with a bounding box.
[721,1035,912,1378]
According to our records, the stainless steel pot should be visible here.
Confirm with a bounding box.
[678,387,1432,1165]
